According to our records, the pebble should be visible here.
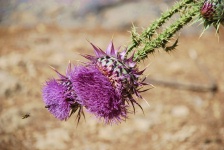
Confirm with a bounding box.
[0,71,21,97]
[171,105,189,117]
[34,128,70,150]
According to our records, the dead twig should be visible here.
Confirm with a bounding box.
[148,78,218,93]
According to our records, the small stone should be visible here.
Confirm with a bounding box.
[171,105,189,117]
[34,128,70,150]
[0,71,21,97]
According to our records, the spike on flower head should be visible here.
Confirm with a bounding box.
[84,41,148,113]
[42,64,83,121]
[106,41,117,57]
[90,42,106,58]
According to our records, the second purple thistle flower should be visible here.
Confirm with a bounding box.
[200,0,224,28]
[42,41,148,124]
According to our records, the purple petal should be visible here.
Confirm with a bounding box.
[71,65,127,124]
[42,79,71,120]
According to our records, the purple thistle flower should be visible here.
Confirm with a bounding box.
[42,79,71,120]
[83,41,148,113]
[71,65,128,124]
[42,63,84,121]
[42,41,148,124]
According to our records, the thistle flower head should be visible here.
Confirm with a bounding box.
[42,41,148,124]
[83,41,147,113]
[42,64,83,121]
[200,0,224,30]
[71,65,128,124]
[42,79,71,120]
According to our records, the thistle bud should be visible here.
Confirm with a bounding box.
[200,0,224,29]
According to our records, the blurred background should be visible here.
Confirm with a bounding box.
[0,0,224,150]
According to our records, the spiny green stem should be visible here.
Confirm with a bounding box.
[134,6,199,61]
[127,0,195,54]
[142,0,194,40]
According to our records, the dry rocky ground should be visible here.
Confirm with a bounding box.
[0,0,224,150]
